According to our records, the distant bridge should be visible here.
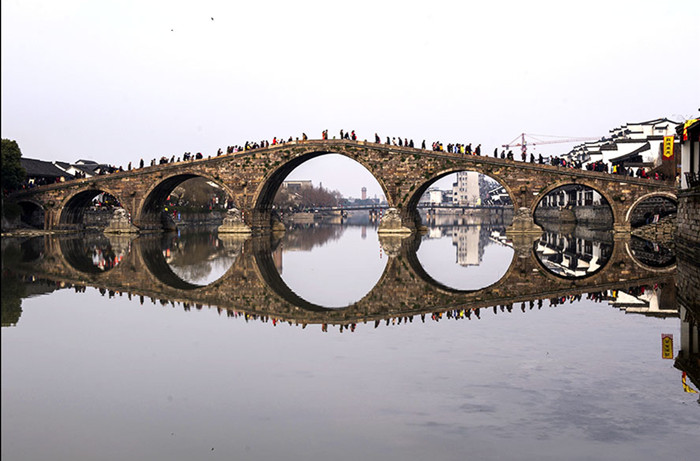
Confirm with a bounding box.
[9,139,676,234]
[298,204,510,212]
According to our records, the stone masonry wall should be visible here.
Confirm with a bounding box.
[676,187,700,311]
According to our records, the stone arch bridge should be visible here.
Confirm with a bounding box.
[10,140,677,234]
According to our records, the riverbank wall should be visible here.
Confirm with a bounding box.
[534,205,613,226]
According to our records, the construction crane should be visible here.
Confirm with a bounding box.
[502,133,599,157]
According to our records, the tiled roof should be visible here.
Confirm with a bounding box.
[20,158,74,178]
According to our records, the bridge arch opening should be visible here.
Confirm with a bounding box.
[533,184,614,228]
[410,171,515,291]
[252,152,390,307]
[262,153,389,224]
[138,174,236,231]
[17,200,44,228]
[59,190,125,230]
[626,193,677,229]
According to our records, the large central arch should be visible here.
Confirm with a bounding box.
[250,149,394,227]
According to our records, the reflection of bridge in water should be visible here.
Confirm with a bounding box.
[7,228,698,393]
[10,232,676,326]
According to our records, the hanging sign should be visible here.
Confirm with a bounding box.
[682,119,698,141]
[662,136,674,160]
[662,334,673,359]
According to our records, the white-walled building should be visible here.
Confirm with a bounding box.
[418,187,447,206]
[677,118,700,189]
[452,171,481,206]
[567,118,681,172]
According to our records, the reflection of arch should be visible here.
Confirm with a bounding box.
[58,236,120,275]
[19,236,45,263]
[532,234,615,280]
[624,239,677,272]
[139,238,201,290]
[135,233,243,291]
[59,188,124,228]
[137,173,237,226]
[251,249,339,312]
[624,191,677,223]
[404,234,518,294]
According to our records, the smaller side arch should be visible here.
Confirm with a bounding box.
[624,191,678,224]
[57,187,131,230]
[15,199,45,228]
[135,172,238,230]
[532,179,618,225]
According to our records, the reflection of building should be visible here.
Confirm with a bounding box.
[423,223,493,267]
[273,247,284,273]
[535,232,612,277]
[451,225,484,266]
[610,284,678,317]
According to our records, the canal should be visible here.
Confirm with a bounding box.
[1,218,698,461]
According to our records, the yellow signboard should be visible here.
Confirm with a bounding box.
[662,136,674,160]
[682,119,698,141]
[662,334,673,359]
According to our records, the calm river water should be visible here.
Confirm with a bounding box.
[1,216,699,461]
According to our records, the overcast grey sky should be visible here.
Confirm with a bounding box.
[2,0,698,199]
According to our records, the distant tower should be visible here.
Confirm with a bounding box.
[362,187,367,200]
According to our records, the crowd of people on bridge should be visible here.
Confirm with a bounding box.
[17,129,671,195]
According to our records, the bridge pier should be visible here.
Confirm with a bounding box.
[613,223,632,234]
[104,208,139,234]
[506,207,543,236]
[377,208,416,234]
[218,208,252,234]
